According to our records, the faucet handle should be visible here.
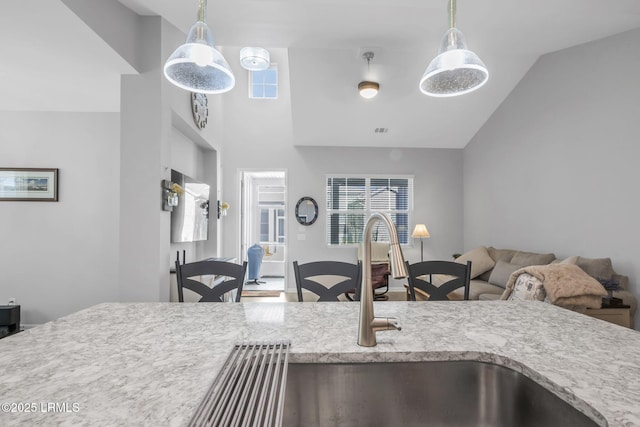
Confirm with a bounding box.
[387,317,402,331]
[372,317,402,332]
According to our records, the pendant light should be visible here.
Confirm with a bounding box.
[358,52,379,99]
[419,0,488,97]
[163,0,235,94]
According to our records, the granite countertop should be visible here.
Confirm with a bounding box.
[0,301,639,426]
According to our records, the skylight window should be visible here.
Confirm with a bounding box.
[249,64,278,99]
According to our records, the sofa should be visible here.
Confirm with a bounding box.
[443,246,637,326]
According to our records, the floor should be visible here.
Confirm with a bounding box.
[243,276,285,291]
[241,275,411,302]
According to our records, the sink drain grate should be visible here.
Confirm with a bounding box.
[189,341,291,427]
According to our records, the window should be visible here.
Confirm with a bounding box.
[249,64,278,99]
[258,184,285,244]
[326,176,412,246]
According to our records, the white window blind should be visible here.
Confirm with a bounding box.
[326,176,412,246]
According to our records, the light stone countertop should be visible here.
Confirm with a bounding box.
[0,301,639,426]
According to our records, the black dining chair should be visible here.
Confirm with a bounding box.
[405,260,472,301]
[175,259,248,302]
[293,260,361,302]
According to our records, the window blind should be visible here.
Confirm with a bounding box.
[326,176,412,246]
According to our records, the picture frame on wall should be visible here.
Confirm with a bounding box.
[0,168,59,201]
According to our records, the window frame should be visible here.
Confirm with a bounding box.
[248,63,278,100]
[325,174,413,247]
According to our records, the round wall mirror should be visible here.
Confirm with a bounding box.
[295,197,318,226]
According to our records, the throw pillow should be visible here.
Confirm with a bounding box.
[576,256,615,281]
[488,260,524,289]
[479,247,517,281]
[455,246,495,279]
[511,251,555,266]
[507,273,547,302]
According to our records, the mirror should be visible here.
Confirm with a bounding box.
[295,197,318,226]
[170,169,210,242]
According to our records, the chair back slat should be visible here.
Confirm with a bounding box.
[406,260,472,301]
[293,260,361,302]
[175,260,247,302]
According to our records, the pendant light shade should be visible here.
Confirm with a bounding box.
[419,0,488,97]
[358,81,379,99]
[163,1,235,94]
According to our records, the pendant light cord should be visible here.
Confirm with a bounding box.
[449,0,456,29]
[198,0,207,22]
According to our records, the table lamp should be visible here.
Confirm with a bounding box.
[412,224,430,262]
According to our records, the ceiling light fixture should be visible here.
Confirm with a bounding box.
[358,51,379,99]
[419,0,488,97]
[163,0,235,94]
[240,47,270,71]
[358,81,379,99]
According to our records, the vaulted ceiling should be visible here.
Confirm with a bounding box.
[3,0,640,148]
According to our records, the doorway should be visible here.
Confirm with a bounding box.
[240,170,286,292]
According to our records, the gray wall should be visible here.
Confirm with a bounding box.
[220,47,464,291]
[224,146,464,291]
[0,12,223,324]
[464,28,640,324]
[0,112,120,325]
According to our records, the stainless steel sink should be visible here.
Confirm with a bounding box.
[283,360,604,427]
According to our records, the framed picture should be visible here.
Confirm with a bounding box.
[0,168,59,201]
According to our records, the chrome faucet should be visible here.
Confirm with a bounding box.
[358,212,408,347]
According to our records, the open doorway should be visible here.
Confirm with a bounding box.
[240,170,286,292]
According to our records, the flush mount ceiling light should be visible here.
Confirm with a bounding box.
[358,51,379,99]
[419,0,488,97]
[163,0,235,94]
[240,47,270,71]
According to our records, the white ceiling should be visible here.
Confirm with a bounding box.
[3,0,640,148]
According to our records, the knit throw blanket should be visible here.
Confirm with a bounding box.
[501,264,607,310]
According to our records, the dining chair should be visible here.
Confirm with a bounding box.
[405,260,472,301]
[175,259,247,302]
[293,260,361,302]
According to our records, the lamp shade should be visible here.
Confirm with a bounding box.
[240,47,270,71]
[411,224,431,238]
[358,81,379,99]
[419,28,488,97]
[164,21,235,94]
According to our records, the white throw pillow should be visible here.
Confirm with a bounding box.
[508,273,547,301]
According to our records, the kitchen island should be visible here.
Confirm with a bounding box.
[0,301,639,426]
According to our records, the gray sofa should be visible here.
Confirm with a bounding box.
[445,246,637,325]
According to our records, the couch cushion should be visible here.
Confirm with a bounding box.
[576,256,615,280]
[511,251,555,266]
[477,269,493,282]
[455,246,495,279]
[488,260,524,289]
[479,293,501,301]
[613,273,629,291]
[487,247,517,263]
[551,256,578,265]
[449,279,503,300]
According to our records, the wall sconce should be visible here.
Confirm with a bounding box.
[162,180,184,211]
[217,201,229,218]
